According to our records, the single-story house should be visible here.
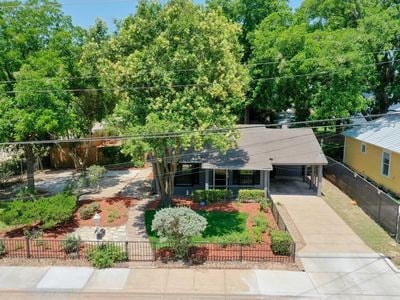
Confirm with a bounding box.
[174,126,328,197]
[343,113,400,196]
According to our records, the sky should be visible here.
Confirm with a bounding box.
[59,0,303,31]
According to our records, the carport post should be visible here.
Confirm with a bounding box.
[310,166,315,189]
[317,165,323,196]
[303,165,308,183]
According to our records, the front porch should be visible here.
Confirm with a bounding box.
[173,164,324,198]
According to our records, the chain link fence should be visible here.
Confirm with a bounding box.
[324,157,400,241]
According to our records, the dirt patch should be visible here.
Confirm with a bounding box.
[76,197,138,227]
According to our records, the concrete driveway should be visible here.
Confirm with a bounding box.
[270,179,372,254]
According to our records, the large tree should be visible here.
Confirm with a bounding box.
[299,0,400,113]
[102,0,249,206]
[250,0,400,121]
[206,0,288,122]
[250,13,371,121]
[0,0,81,189]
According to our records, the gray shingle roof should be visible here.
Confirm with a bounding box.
[343,114,400,153]
[181,126,327,170]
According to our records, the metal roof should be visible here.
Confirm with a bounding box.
[181,126,327,170]
[343,114,400,153]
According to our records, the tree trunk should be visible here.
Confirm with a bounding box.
[151,148,178,207]
[24,144,35,191]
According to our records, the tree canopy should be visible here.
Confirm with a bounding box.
[102,0,249,205]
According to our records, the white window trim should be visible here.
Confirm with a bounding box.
[361,143,366,154]
[381,151,391,177]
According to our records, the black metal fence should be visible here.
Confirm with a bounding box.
[0,238,295,263]
[324,157,400,239]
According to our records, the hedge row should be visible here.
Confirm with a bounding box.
[193,189,267,203]
[193,190,233,203]
[237,189,266,203]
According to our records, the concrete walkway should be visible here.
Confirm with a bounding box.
[0,257,399,299]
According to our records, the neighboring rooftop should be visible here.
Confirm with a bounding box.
[182,126,328,170]
[343,113,400,153]
[389,103,400,112]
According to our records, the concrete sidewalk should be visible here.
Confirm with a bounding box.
[0,254,400,299]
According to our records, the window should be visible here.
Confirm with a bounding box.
[232,170,261,186]
[381,152,391,176]
[361,143,366,153]
[175,164,200,186]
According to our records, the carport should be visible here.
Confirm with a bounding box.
[266,128,328,196]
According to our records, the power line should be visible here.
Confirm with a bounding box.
[1,50,398,86]
[3,59,399,95]
[1,112,398,146]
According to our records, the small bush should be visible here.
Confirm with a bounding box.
[259,198,269,212]
[107,209,121,223]
[253,213,268,233]
[62,235,82,254]
[88,243,127,268]
[251,214,268,244]
[0,241,6,258]
[152,207,207,259]
[193,190,233,203]
[79,203,100,220]
[238,189,265,203]
[270,230,292,256]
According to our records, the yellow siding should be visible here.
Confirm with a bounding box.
[344,137,400,196]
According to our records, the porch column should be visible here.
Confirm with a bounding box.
[225,169,228,191]
[205,169,209,191]
[213,169,215,189]
[263,170,270,198]
[317,165,323,196]
[303,165,308,183]
[310,166,315,189]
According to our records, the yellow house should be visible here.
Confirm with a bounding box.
[343,114,400,196]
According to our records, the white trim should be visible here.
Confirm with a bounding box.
[381,151,391,177]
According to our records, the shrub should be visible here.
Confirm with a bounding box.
[0,241,6,258]
[193,189,233,203]
[79,203,100,220]
[0,194,76,230]
[151,207,207,259]
[88,243,127,268]
[252,214,268,244]
[64,165,106,195]
[238,189,265,203]
[259,198,269,212]
[85,165,107,188]
[107,209,121,223]
[270,230,292,256]
[62,235,82,254]
[217,232,253,246]
[253,213,268,233]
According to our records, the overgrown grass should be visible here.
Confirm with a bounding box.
[145,210,251,244]
[323,179,400,266]
[0,202,11,231]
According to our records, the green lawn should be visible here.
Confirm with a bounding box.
[323,179,400,266]
[144,210,252,244]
